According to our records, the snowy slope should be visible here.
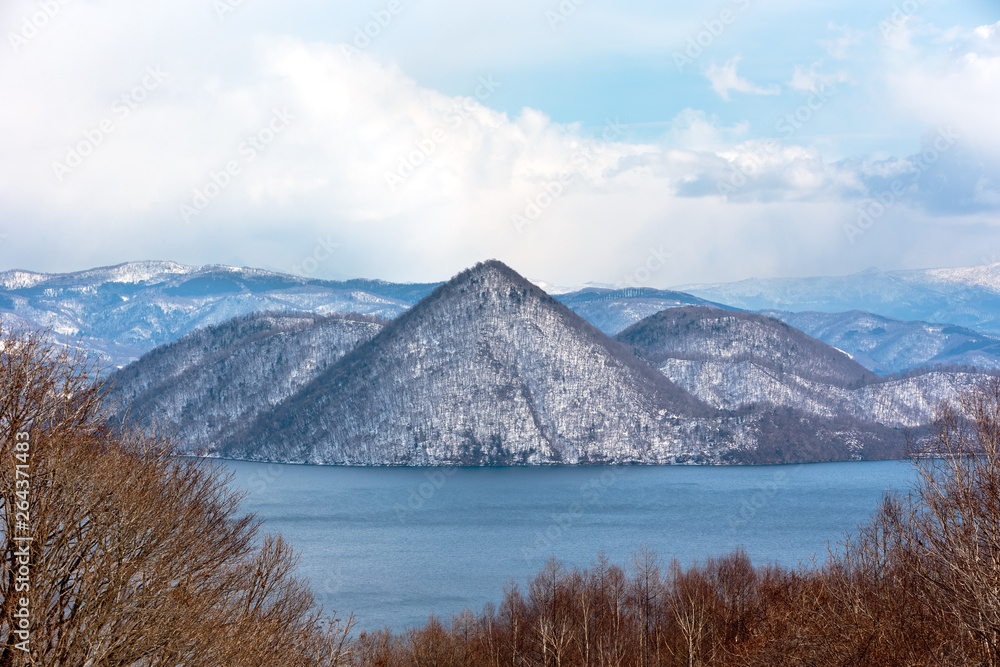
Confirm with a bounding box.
[618,307,987,427]
[112,311,384,452]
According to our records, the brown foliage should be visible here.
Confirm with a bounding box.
[0,323,353,666]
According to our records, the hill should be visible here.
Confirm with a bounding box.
[112,311,384,451]
[555,287,736,335]
[617,307,985,427]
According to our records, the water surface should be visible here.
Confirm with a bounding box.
[221,460,918,631]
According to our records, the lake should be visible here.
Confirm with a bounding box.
[220,459,919,631]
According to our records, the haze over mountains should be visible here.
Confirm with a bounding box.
[680,265,1000,335]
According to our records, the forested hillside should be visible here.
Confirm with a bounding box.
[113,311,384,452]
[618,307,986,427]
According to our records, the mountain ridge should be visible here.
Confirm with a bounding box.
[678,263,1000,334]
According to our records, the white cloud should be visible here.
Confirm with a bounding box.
[787,61,849,93]
[663,109,750,152]
[885,22,1000,155]
[819,23,864,60]
[973,21,999,41]
[704,56,781,102]
[0,0,881,286]
[974,178,1000,207]
[0,0,996,287]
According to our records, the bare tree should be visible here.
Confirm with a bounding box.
[0,322,353,666]
[879,376,1000,664]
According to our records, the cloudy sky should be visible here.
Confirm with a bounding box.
[0,0,998,286]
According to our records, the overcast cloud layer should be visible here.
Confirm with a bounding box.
[0,0,998,286]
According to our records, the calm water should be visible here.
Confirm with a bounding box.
[220,460,918,631]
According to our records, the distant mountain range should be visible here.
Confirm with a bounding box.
[8,261,1000,376]
[762,310,1000,375]
[110,261,933,465]
[679,265,1000,335]
[553,287,735,336]
[0,261,435,367]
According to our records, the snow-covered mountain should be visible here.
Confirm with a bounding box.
[112,311,384,452]
[617,307,986,428]
[214,261,714,464]
[0,261,436,368]
[615,308,878,386]
[1,261,734,368]
[915,263,1000,294]
[764,310,1000,375]
[679,264,1000,334]
[170,261,905,465]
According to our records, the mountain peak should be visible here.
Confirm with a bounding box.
[452,259,533,288]
[218,260,711,465]
[857,266,884,275]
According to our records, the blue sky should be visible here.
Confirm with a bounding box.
[0,0,998,286]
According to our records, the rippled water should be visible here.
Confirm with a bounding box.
[220,459,918,631]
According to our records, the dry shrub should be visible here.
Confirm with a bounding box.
[0,323,353,666]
